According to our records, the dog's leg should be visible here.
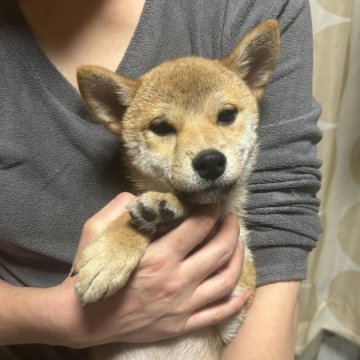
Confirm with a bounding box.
[127,192,190,235]
[73,212,150,304]
[73,192,188,304]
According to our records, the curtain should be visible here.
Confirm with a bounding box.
[296,0,360,358]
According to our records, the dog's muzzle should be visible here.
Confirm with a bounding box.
[192,149,226,180]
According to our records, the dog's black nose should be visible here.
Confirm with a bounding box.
[192,149,226,180]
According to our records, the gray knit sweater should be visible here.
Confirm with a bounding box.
[0,0,321,358]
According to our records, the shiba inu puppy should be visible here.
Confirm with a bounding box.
[73,19,280,360]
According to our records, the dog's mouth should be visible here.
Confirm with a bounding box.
[176,181,237,204]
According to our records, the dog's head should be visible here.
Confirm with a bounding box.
[77,20,280,204]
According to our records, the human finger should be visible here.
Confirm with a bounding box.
[77,192,135,253]
[184,240,244,313]
[92,192,135,225]
[181,214,240,285]
[184,289,251,333]
[155,203,223,260]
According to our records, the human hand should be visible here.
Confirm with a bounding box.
[57,192,249,348]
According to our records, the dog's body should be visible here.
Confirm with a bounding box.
[73,20,280,360]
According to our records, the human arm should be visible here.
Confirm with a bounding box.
[222,281,300,359]
[0,192,249,348]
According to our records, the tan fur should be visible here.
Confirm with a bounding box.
[73,212,151,303]
[73,20,280,359]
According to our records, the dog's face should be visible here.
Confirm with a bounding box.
[77,20,280,204]
[120,58,259,203]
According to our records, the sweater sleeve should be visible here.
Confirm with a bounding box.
[223,0,322,286]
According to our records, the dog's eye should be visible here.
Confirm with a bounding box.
[217,108,238,125]
[150,121,176,136]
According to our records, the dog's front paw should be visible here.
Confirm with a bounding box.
[72,229,147,304]
[127,192,188,234]
[72,242,137,304]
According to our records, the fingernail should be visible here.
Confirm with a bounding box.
[118,192,135,202]
[235,289,251,300]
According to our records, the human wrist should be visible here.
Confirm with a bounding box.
[0,279,72,346]
[51,276,95,349]
[51,276,117,349]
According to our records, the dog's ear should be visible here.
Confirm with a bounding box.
[222,19,280,99]
[77,66,140,133]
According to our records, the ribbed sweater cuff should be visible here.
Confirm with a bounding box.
[253,246,309,287]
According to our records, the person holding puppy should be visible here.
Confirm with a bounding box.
[0,0,321,359]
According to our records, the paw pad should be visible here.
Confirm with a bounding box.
[127,193,186,234]
[159,200,175,221]
[140,206,157,222]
